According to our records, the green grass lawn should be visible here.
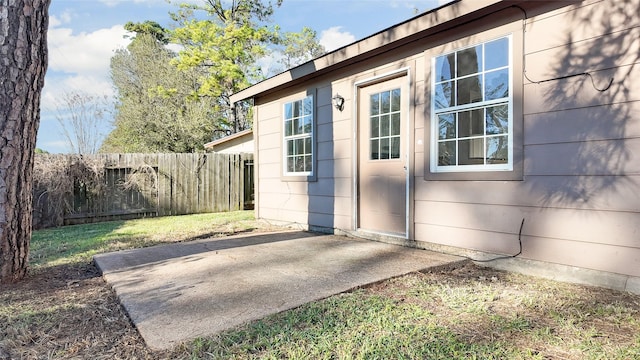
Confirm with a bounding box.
[173,268,640,360]
[2,212,638,359]
[29,211,260,268]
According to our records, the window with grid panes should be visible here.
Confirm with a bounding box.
[431,36,512,172]
[370,88,401,160]
[283,96,313,175]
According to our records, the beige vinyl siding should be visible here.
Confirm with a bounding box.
[525,139,640,175]
[253,46,426,231]
[250,0,638,279]
[415,177,640,213]
[416,223,640,278]
[255,92,309,221]
[521,0,640,267]
[416,202,640,248]
[255,81,356,230]
[525,104,640,145]
[414,0,640,277]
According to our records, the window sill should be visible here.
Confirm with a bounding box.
[425,167,522,181]
[281,173,317,182]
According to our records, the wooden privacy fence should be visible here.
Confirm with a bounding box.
[32,153,254,228]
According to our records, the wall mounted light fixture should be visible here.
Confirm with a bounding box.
[332,94,345,111]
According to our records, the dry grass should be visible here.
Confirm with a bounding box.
[2,213,640,359]
[33,154,108,228]
[0,263,156,359]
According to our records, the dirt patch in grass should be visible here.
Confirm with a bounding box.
[360,263,640,359]
[0,262,158,359]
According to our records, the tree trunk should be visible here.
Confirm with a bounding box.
[0,0,50,283]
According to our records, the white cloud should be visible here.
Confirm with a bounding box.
[41,75,114,110]
[48,25,131,76]
[43,20,127,114]
[49,10,73,27]
[319,26,356,52]
[257,51,284,77]
[389,1,416,10]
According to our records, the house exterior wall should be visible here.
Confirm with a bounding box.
[205,130,254,153]
[251,0,640,285]
[415,0,640,279]
[210,137,254,154]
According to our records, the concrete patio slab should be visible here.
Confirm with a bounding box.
[94,231,464,350]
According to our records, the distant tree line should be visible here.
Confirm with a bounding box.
[58,0,326,154]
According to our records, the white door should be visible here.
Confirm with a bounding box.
[357,76,408,235]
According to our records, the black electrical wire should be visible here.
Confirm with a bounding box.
[511,5,614,92]
[523,71,613,92]
[469,218,524,263]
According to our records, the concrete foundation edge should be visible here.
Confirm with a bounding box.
[264,219,640,295]
[410,239,640,296]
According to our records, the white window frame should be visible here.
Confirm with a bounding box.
[430,35,513,173]
[282,95,314,177]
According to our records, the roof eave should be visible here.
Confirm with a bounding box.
[204,128,253,149]
[231,0,505,104]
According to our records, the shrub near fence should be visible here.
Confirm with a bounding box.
[32,153,254,229]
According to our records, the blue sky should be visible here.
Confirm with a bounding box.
[39,0,447,153]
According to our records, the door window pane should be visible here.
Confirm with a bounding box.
[391,113,401,136]
[369,88,402,161]
[380,138,390,159]
[390,137,400,159]
[370,93,380,115]
[391,89,401,112]
[380,114,390,137]
[371,139,379,160]
[371,116,379,138]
